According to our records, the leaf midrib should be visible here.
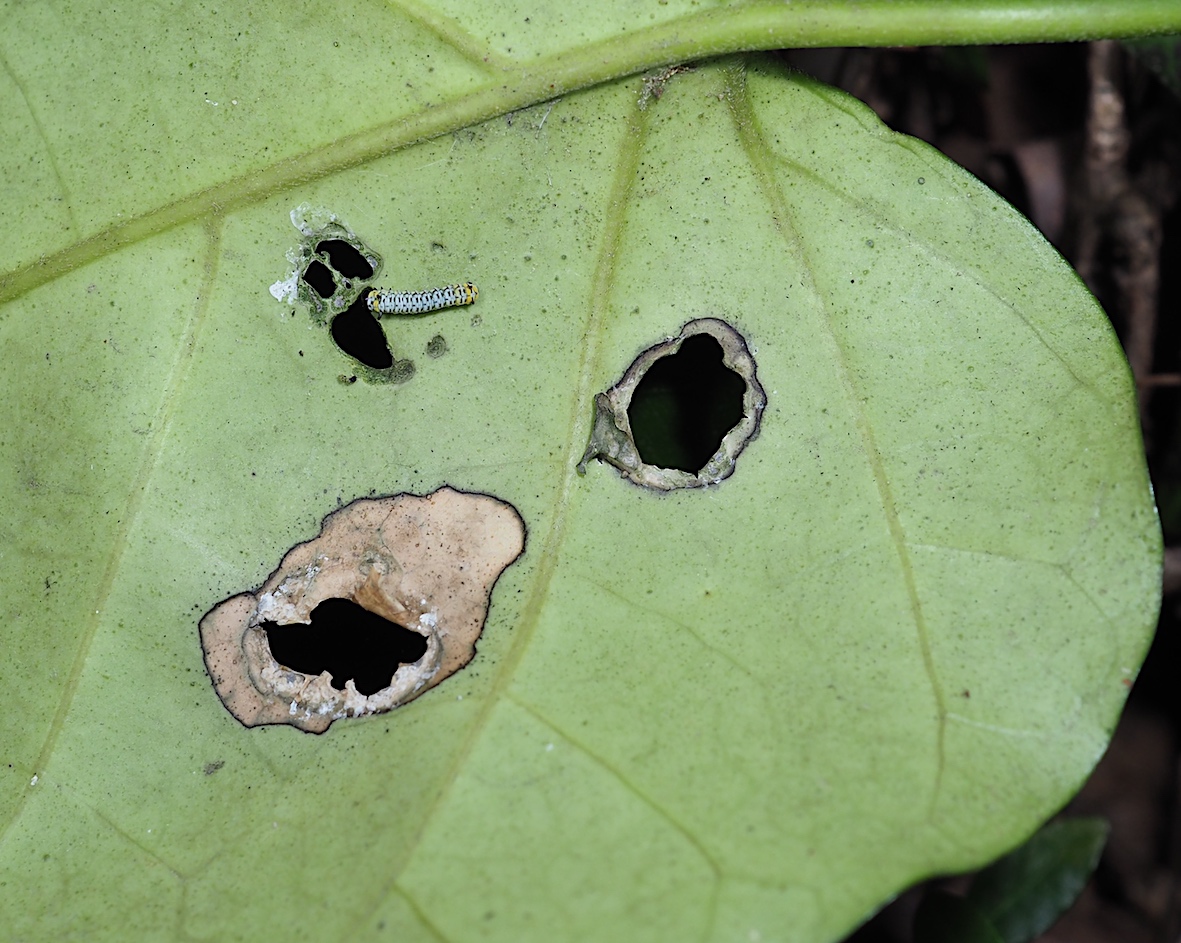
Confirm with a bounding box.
[4,0,1172,306]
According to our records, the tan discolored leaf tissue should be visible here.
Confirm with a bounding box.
[199,487,525,733]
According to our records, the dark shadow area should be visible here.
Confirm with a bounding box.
[316,239,374,279]
[262,597,428,696]
[302,259,336,298]
[627,333,746,472]
[330,297,393,369]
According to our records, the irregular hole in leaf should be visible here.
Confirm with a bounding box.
[262,598,429,696]
[578,318,766,491]
[316,239,374,280]
[199,487,526,734]
[627,333,747,473]
[272,205,383,320]
[330,297,394,370]
[302,259,337,299]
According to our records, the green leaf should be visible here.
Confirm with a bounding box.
[915,890,1006,943]
[0,4,1163,942]
[966,818,1111,943]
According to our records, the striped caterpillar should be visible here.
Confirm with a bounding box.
[366,282,478,316]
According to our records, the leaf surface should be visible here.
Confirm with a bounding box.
[0,4,1161,942]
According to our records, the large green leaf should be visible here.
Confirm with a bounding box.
[0,3,1164,941]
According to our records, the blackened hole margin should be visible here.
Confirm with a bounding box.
[262,597,428,696]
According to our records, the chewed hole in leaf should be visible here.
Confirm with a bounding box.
[302,259,336,298]
[331,298,394,369]
[578,318,766,491]
[627,333,747,473]
[198,487,526,733]
[263,598,429,696]
[316,239,374,280]
[280,209,384,322]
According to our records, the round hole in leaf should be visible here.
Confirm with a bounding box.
[331,299,393,369]
[627,333,747,473]
[262,598,428,697]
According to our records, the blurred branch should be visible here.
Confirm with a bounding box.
[1162,546,1181,595]
[1075,41,1169,428]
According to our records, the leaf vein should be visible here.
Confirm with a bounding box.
[0,219,226,850]
[383,0,510,73]
[0,47,76,231]
[725,60,949,815]
[506,691,723,943]
[339,78,656,940]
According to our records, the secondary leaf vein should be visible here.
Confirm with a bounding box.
[725,60,949,815]
[0,219,226,850]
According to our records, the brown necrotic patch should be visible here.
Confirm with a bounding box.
[578,318,765,491]
[199,487,525,733]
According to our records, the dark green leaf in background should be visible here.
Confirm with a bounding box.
[967,817,1110,943]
